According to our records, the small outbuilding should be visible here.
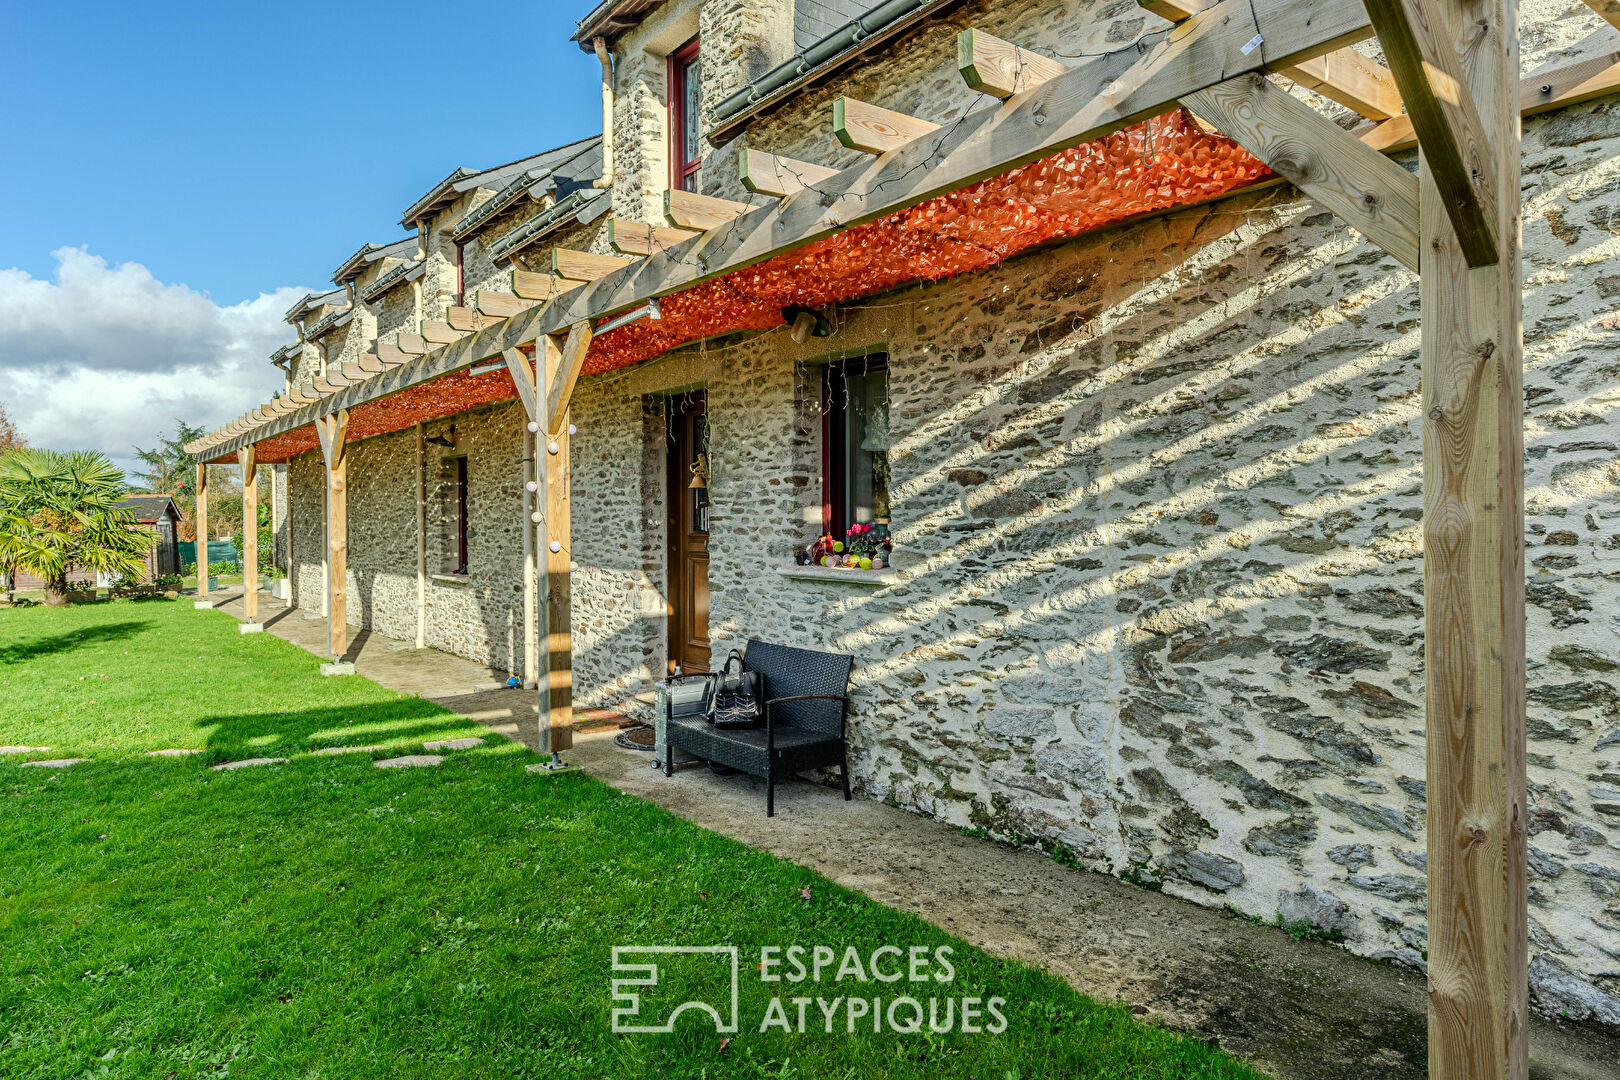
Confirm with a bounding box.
[115,495,182,579]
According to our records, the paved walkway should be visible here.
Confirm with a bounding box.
[205,589,1619,1080]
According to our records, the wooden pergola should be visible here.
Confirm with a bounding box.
[182,1,1571,1070]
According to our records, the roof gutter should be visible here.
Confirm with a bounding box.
[709,0,932,133]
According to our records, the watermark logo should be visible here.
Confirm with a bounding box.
[610,946,740,1034]
[610,944,1006,1035]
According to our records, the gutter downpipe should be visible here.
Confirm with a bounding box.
[591,37,615,191]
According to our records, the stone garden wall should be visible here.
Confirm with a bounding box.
[273,0,1620,1021]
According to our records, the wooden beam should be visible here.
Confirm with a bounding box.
[396,333,427,355]
[194,463,209,598]
[377,342,413,366]
[1362,0,1499,266]
[477,291,541,319]
[1419,0,1526,1075]
[446,306,499,332]
[421,320,465,345]
[545,320,593,436]
[663,188,753,230]
[739,148,840,197]
[318,410,349,661]
[610,218,699,256]
[202,0,1378,462]
[354,352,385,374]
[1285,49,1405,120]
[958,28,1069,99]
[833,96,941,154]
[339,362,370,383]
[1584,0,1620,31]
[551,248,637,281]
[513,270,572,301]
[238,446,257,622]
[1360,49,1620,152]
[537,333,572,756]
[503,347,538,422]
[1140,0,1402,119]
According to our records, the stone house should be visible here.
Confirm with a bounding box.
[209,0,1620,1025]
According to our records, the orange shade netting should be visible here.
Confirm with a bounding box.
[247,110,1269,464]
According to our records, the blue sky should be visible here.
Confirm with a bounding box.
[0,1,603,470]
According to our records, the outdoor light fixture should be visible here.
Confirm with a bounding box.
[426,424,457,448]
[782,305,832,343]
[594,297,660,335]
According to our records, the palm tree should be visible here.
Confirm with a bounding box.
[0,449,153,606]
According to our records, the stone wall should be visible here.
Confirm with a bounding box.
[270,0,1620,1022]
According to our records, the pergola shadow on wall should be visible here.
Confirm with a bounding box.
[183,1,1568,1072]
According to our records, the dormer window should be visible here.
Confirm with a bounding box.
[669,36,701,192]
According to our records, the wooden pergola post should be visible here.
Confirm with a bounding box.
[539,331,574,757]
[415,421,427,650]
[194,462,209,604]
[237,446,261,629]
[1360,0,1527,1074]
[316,410,350,668]
[1427,1,1526,1074]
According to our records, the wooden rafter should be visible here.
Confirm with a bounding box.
[378,342,413,366]
[446,306,499,333]
[1140,0,1403,120]
[354,352,385,374]
[552,248,636,281]
[396,333,427,355]
[958,27,1069,99]
[738,148,839,197]
[476,291,541,318]
[1361,47,1620,152]
[513,270,572,301]
[1363,0,1499,266]
[664,188,752,230]
[421,320,465,345]
[834,96,940,154]
[610,218,699,256]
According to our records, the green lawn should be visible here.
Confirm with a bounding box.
[0,598,1265,1079]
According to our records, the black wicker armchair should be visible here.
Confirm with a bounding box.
[663,640,853,816]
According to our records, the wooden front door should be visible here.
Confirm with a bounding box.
[667,393,711,674]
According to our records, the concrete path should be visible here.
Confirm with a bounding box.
[204,589,1620,1079]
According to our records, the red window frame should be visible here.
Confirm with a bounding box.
[668,36,701,192]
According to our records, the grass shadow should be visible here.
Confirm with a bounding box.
[0,621,147,666]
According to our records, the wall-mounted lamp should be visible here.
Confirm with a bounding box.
[426,424,457,448]
[782,305,832,344]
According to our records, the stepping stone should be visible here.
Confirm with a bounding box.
[375,754,443,769]
[311,745,385,756]
[423,737,484,751]
[211,757,288,771]
[0,746,49,755]
[20,758,89,768]
[147,748,205,757]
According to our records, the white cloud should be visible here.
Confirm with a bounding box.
[0,247,306,477]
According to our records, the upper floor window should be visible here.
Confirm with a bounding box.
[669,36,701,192]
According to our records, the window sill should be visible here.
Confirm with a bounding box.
[430,573,471,587]
[775,564,898,587]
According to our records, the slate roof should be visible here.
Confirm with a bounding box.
[331,236,419,284]
[398,136,601,227]
[116,496,180,523]
[451,137,603,242]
